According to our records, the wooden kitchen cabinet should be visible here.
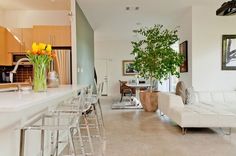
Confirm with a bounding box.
[33,26,52,44]
[53,26,71,46]
[21,28,33,51]
[6,29,21,53]
[0,27,12,66]
[0,27,33,66]
[0,27,7,65]
[6,28,33,53]
[33,25,71,46]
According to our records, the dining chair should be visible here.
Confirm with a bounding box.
[119,80,134,102]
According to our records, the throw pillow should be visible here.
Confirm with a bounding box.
[175,81,186,104]
[185,87,196,105]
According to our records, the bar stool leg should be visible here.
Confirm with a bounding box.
[55,112,60,156]
[55,130,59,156]
[40,129,45,156]
[83,114,94,155]
[69,127,77,156]
[76,124,86,156]
[40,116,45,156]
[50,131,54,156]
[97,99,105,127]
[19,129,26,156]
[93,105,103,142]
[97,100,106,140]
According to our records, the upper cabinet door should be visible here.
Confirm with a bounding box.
[33,26,52,44]
[6,28,33,53]
[22,28,33,51]
[0,27,7,65]
[0,27,12,66]
[53,26,71,46]
[6,29,21,53]
[33,25,71,46]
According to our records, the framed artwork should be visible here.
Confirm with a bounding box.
[179,41,188,73]
[222,35,236,70]
[122,60,138,76]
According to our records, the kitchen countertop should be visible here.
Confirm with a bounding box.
[0,85,81,112]
[0,85,85,156]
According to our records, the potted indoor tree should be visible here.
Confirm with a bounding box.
[131,24,184,112]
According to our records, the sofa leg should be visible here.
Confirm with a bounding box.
[220,128,231,135]
[182,128,187,135]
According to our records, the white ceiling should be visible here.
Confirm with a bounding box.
[77,0,225,41]
[0,0,226,40]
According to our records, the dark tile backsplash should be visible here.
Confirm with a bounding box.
[14,66,33,82]
[0,65,33,83]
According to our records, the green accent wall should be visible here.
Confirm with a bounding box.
[76,3,94,85]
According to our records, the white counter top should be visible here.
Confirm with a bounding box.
[0,85,85,156]
[0,85,81,112]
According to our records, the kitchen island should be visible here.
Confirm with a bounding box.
[0,85,84,156]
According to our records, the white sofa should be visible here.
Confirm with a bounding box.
[158,91,236,131]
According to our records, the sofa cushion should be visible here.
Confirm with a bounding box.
[175,81,186,104]
[185,87,196,105]
[195,92,212,103]
[210,92,225,103]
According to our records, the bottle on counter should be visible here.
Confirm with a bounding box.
[47,71,59,88]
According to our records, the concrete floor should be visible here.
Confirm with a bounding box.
[101,97,236,156]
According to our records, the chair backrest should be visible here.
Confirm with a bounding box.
[119,80,127,93]
[119,80,135,94]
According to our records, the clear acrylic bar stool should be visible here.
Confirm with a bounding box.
[19,89,94,156]
[86,83,105,140]
[52,88,95,155]
[19,111,84,156]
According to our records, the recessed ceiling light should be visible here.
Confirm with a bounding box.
[125,6,140,11]
[135,7,139,10]
[126,7,130,11]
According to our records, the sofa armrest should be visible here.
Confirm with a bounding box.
[169,93,185,108]
[158,92,184,116]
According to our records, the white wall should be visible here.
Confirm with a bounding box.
[0,10,4,26]
[178,7,192,88]
[95,40,134,97]
[192,6,236,91]
[96,5,236,95]
[2,10,70,28]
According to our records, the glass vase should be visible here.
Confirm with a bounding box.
[33,63,47,92]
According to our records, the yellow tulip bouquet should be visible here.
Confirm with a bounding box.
[27,42,55,92]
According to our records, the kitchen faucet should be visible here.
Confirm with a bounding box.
[10,58,30,83]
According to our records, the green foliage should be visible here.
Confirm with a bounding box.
[131,24,184,89]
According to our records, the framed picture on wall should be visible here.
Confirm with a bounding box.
[179,41,188,73]
[222,35,236,70]
[122,60,138,76]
